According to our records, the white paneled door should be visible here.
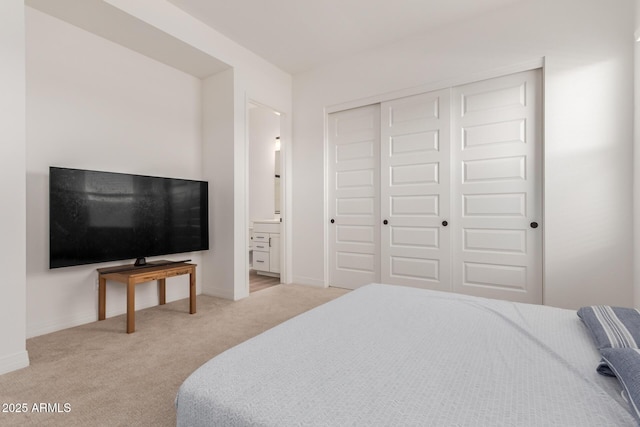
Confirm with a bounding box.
[451,70,542,303]
[380,90,451,290]
[328,69,542,303]
[328,104,381,289]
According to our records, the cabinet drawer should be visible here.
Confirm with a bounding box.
[166,267,191,277]
[253,251,270,270]
[134,271,167,283]
[253,240,269,251]
[253,232,269,242]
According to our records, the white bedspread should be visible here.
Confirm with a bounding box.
[176,284,635,426]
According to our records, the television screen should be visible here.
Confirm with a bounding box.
[49,167,209,268]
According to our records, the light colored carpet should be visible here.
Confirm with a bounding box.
[0,284,348,427]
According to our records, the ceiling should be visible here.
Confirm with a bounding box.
[168,0,526,75]
[26,0,230,78]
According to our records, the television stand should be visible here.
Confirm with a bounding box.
[97,260,196,333]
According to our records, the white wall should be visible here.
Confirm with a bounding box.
[0,0,29,375]
[249,106,280,224]
[201,69,237,299]
[635,0,640,309]
[292,0,635,309]
[25,8,205,337]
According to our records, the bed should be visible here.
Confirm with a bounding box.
[175,284,637,426]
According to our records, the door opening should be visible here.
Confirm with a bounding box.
[248,102,283,293]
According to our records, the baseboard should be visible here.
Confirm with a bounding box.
[201,287,235,300]
[26,294,176,338]
[0,350,29,376]
[291,275,326,288]
[27,311,98,338]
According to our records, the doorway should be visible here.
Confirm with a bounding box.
[248,102,282,293]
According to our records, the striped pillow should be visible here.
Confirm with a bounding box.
[577,306,640,349]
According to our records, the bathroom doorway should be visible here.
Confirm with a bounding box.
[248,102,282,293]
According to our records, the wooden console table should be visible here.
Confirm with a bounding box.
[97,261,196,333]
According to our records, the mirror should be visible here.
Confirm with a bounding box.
[248,103,281,222]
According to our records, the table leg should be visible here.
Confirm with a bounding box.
[98,276,106,321]
[127,279,135,334]
[190,269,196,314]
[158,278,166,305]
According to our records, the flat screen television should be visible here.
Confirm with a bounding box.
[49,167,209,269]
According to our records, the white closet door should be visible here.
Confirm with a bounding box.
[328,104,381,289]
[380,90,451,290]
[451,69,542,304]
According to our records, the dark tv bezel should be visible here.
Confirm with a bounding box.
[49,166,209,269]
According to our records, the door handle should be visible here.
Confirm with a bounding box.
[330,219,335,224]
[442,220,448,227]
[383,220,388,225]
[530,221,539,229]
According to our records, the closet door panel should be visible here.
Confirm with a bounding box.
[380,90,451,290]
[451,69,542,303]
[328,105,381,289]
[327,69,542,302]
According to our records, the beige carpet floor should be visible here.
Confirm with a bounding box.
[0,284,348,427]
